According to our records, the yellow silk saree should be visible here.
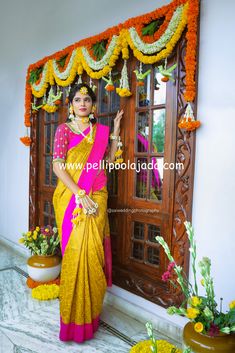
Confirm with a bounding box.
[52,122,112,343]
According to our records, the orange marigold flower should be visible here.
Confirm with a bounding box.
[26,276,60,289]
[20,136,32,146]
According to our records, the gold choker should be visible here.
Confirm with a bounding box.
[73,116,89,123]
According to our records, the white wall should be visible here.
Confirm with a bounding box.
[0,0,234,323]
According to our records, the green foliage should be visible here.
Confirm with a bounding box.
[56,54,68,68]
[28,67,43,84]
[152,112,165,152]
[92,39,108,60]
[142,17,165,36]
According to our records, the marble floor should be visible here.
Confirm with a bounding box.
[0,240,181,353]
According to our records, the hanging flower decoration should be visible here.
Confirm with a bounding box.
[42,86,63,113]
[20,136,32,146]
[157,59,177,82]
[178,102,201,131]
[133,61,151,86]
[114,136,124,164]
[102,72,115,91]
[116,59,132,97]
[71,207,86,227]
[21,0,200,145]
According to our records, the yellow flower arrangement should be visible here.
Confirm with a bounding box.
[19,225,60,256]
[32,284,59,300]
[130,339,182,353]
[157,222,235,337]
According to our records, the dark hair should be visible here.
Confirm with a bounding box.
[67,83,97,123]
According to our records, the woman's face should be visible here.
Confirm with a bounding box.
[72,91,93,117]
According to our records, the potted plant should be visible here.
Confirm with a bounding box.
[155,221,235,353]
[19,225,61,282]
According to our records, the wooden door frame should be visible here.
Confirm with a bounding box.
[29,30,199,307]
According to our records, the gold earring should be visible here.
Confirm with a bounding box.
[89,106,95,120]
[69,105,74,120]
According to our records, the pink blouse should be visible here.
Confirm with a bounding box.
[53,123,109,192]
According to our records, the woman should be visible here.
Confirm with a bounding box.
[52,83,123,343]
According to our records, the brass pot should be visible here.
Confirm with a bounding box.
[27,254,61,282]
[183,322,235,353]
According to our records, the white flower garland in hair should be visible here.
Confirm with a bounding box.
[81,35,119,71]
[32,62,49,92]
[129,5,184,55]
[52,49,78,80]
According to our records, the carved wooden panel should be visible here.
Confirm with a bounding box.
[112,31,198,307]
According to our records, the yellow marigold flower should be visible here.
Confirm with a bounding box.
[113,47,120,56]
[72,207,82,216]
[186,307,200,319]
[194,322,204,333]
[26,231,31,236]
[114,149,123,157]
[32,284,59,300]
[45,228,49,233]
[36,226,40,232]
[191,296,202,307]
[114,158,124,164]
[229,300,235,309]
[129,339,182,353]
[18,238,25,244]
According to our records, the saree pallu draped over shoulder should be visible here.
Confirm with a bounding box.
[52,123,112,343]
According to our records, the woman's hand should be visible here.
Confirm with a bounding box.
[113,109,124,134]
[81,195,98,216]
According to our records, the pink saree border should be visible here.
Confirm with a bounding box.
[59,315,100,343]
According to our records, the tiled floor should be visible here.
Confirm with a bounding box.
[0,241,181,353]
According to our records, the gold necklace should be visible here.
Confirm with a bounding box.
[73,116,89,123]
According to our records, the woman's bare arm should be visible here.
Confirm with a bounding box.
[53,162,80,195]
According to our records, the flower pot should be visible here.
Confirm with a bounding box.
[27,254,61,282]
[183,322,235,353]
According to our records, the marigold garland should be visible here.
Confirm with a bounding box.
[129,339,182,353]
[26,276,60,289]
[22,0,200,139]
[32,283,60,300]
